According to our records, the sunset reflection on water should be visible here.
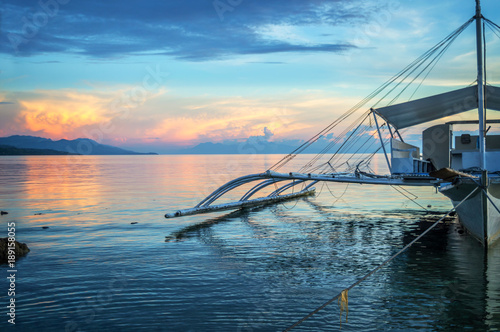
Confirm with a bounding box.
[1,154,499,332]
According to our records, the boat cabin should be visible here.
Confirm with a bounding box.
[371,84,500,175]
[390,121,500,174]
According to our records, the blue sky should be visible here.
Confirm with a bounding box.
[1,0,500,153]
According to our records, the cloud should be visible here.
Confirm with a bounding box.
[0,101,14,104]
[144,98,299,143]
[0,83,362,151]
[263,127,274,140]
[0,0,371,60]
[0,89,114,138]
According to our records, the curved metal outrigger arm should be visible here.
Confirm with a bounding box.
[268,179,318,197]
[166,170,435,218]
[240,178,288,201]
[195,174,265,208]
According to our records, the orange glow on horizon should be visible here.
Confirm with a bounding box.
[146,107,312,143]
[7,88,357,146]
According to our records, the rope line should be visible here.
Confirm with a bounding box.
[327,183,349,206]
[282,185,480,332]
[391,185,429,212]
[266,16,474,177]
[483,188,500,215]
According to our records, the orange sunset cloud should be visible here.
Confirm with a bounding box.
[18,91,111,138]
[6,87,358,147]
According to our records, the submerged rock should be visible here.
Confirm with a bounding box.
[0,211,8,215]
[0,238,30,264]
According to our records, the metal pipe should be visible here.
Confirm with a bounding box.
[201,176,263,207]
[240,179,287,201]
[265,170,433,186]
[476,0,487,170]
[269,180,308,197]
[372,111,392,174]
[165,188,316,218]
[195,174,265,207]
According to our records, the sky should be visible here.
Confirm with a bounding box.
[2,0,500,153]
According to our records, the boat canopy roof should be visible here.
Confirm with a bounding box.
[372,84,500,129]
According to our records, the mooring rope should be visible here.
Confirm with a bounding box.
[481,188,500,215]
[470,177,500,215]
[282,185,480,332]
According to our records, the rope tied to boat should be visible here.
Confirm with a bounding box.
[282,185,480,332]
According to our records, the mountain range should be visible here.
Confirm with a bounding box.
[173,140,298,154]
[0,135,157,155]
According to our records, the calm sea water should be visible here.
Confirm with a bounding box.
[0,154,499,331]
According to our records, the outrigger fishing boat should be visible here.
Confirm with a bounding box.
[166,0,500,246]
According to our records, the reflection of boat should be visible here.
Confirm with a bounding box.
[486,242,500,329]
[166,1,500,246]
[386,218,500,330]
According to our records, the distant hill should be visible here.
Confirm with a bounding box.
[0,136,157,155]
[174,141,299,154]
[0,145,79,155]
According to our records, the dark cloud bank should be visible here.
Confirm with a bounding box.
[1,0,378,60]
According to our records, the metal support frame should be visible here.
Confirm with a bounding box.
[387,123,406,144]
[191,173,318,211]
[387,122,395,139]
[195,174,264,208]
[165,169,435,218]
[270,180,318,197]
[372,111,392,174]
[395,129,404,142]
[475,0,487,170]
[240,179,287,201]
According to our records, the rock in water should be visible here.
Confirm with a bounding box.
[0,211,8,215]
[0,238,30,264]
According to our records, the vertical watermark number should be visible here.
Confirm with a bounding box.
[6,222,17,325]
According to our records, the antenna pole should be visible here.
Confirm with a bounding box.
[475,0,486,169]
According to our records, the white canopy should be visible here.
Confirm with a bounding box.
[373,84,500,129]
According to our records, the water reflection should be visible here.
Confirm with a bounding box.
[487,242,500,330]
[164,196,500,331]
[1,156,105,224]
[1,155,499,331]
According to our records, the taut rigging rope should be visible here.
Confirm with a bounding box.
[268,17,475,176]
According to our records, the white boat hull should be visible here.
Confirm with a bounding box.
[440,177,500,246]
